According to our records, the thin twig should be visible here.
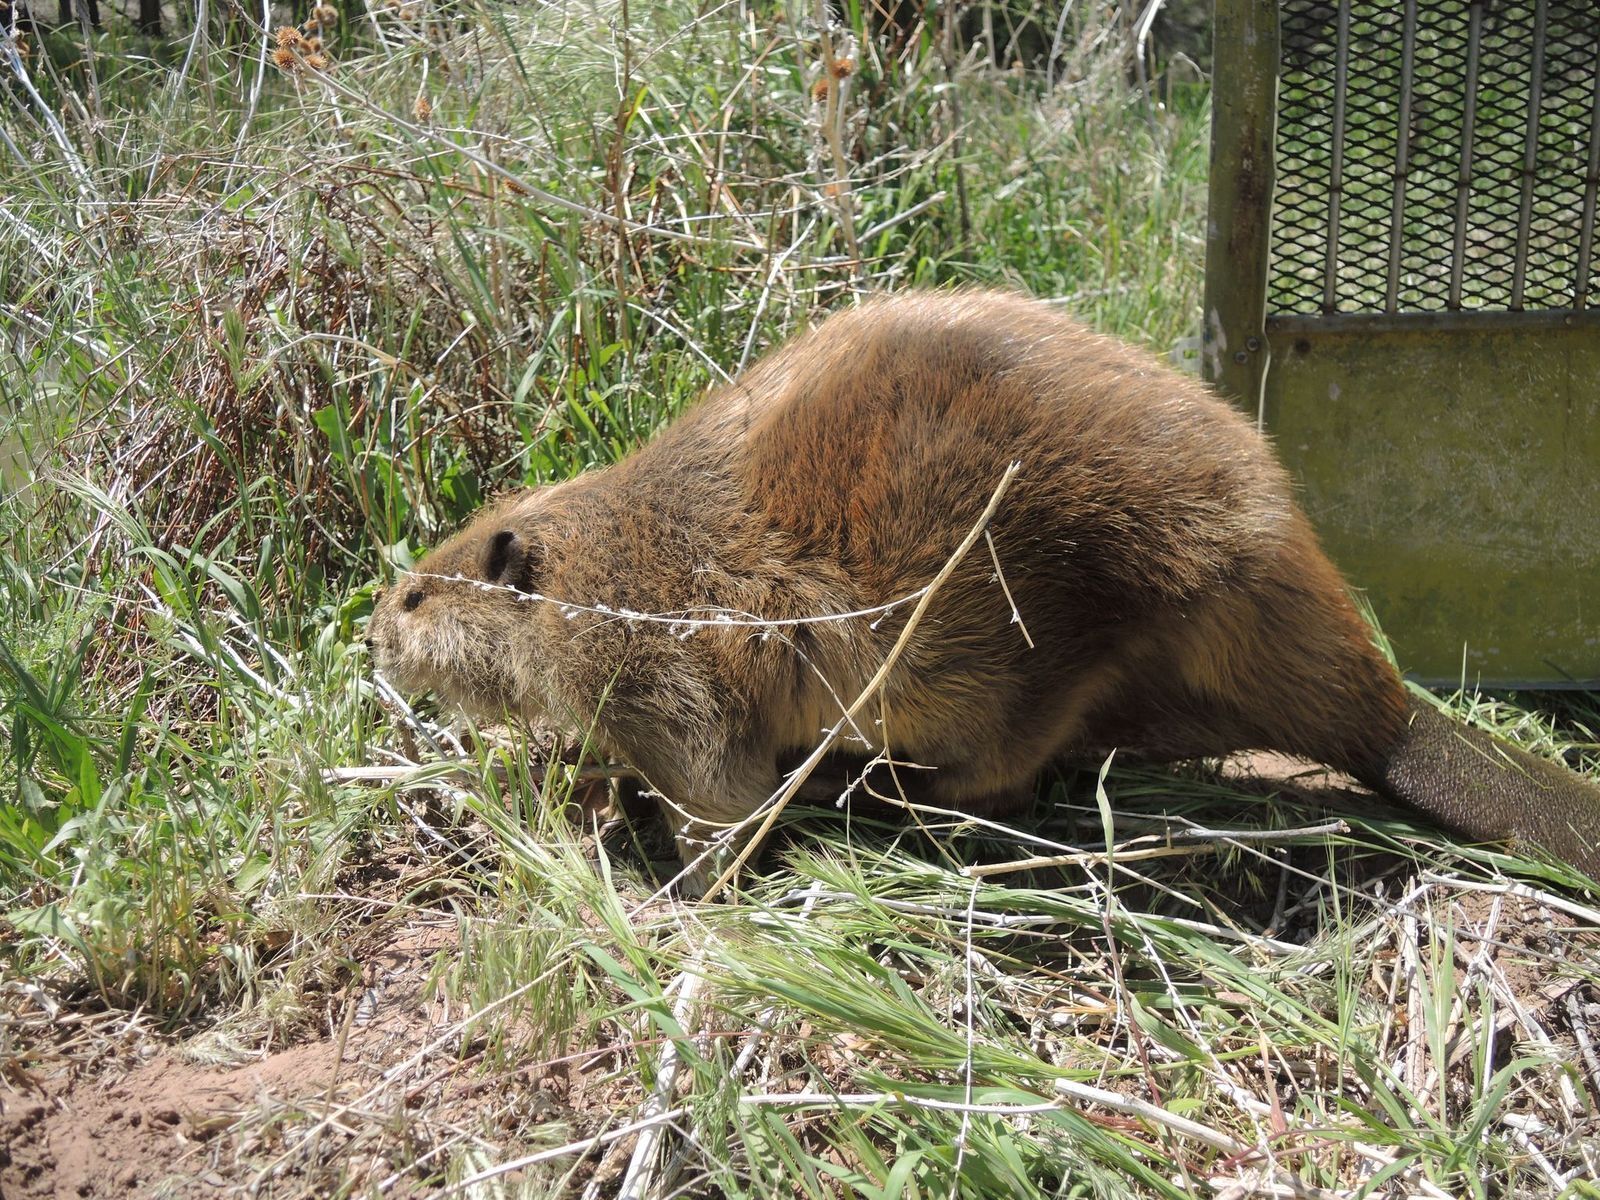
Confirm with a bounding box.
[433,1107,689,1197]
[984,530,1034,648]
[1415,873,1600,928]
[949,881,980,1196]
[1050,1079,1344,1200]
[320,762,627,787]
[963,821,1350,878]
[813,0,861,271]
[1566,990,1600,1101]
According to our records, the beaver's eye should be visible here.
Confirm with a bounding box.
[403,589,425,612]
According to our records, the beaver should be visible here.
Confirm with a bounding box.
[368,290,1600,879]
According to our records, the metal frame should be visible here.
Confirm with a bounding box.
[1205,0,1600,687]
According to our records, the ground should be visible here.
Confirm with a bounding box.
[6,760,1600,1198]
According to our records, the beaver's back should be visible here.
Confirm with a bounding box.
[718,291,1292,616]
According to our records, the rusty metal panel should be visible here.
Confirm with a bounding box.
[1263,312,1600,685]
[1207,0,1600,686]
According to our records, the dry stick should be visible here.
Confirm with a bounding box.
[321,762,627,787]
[950,880,981,1199]
[1373,912,1405,1067]
[1401,902,1427,1106]
[984,530,1034,649]
[1498,1121,1574,1192]
[1049,1080,1344,1200]
[874,796,1210,905]
[609,0,636,348]
[813,1,861,271]
[614,969,706,1200]
[700,462,1021,902]
[433,1108,691,1197]
[737,214,815,374]
[1415,873,1600,929]
[739,1091,1068,1115]
[963,821,1351,878]
[858,190,948,242]
[1565,990,1600,1102]
[938,0,971,241]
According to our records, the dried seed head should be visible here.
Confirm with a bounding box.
[311,4,338,27]
[272,45,300,72]
[274,25,302,48]
[304,52,330,71]
[304,35,322,53]
[811,76,830,102]
[413,94,433,122]
[829,58,855,79]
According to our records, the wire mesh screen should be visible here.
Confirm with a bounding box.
[1270,0,1600,316]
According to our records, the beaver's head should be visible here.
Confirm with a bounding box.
[367,492,559,719]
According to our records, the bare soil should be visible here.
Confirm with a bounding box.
[2,896,651,1200]
[2,921,494,1199]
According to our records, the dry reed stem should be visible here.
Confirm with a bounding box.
[615,967,704,1200]
[812,0,860,272]
[963,820,1352,878]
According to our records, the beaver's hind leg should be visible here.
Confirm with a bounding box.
[1086,520,1410,780]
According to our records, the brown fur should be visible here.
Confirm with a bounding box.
[368,291,1600,876]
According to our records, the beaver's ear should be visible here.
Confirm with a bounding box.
[484,529,545,594]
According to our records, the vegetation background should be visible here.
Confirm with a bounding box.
[1,1,1597,1196]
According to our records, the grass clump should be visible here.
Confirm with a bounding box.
[1,2,1597,1197]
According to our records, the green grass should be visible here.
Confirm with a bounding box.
[2,2,1598,1197]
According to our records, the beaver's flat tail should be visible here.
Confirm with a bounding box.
[1364,694,1600,878]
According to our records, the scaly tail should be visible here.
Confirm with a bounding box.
[1366,694,1600,879]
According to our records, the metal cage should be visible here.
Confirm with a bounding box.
[1205,0,1600,686]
